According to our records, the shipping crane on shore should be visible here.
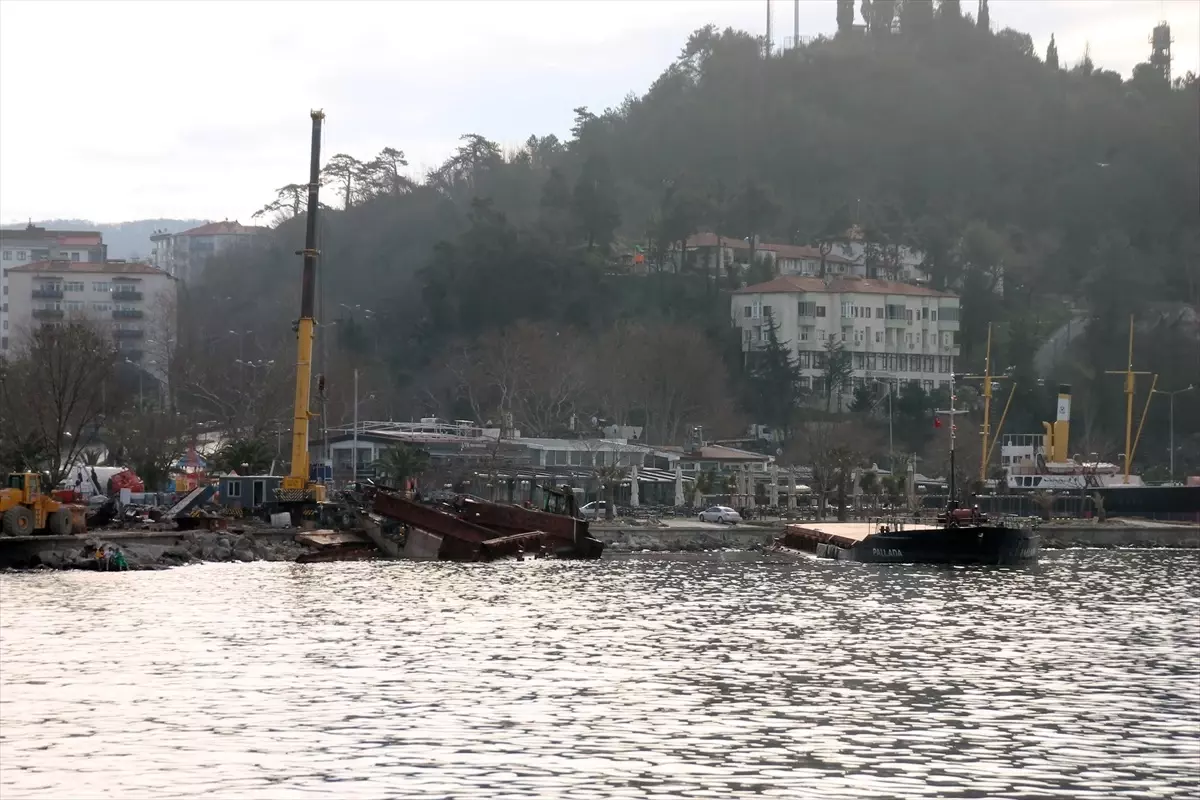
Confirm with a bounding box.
[278,110,327,507]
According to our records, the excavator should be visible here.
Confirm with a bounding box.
[1,472,72,536]
[276,110,329,511]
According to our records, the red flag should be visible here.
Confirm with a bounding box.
[934,416,942,428]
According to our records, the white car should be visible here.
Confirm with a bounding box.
[699,505,741,524]
[578,501,604,519]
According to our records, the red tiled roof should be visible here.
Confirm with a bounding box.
[683,233,853,264]
[57,235,102,246]
[7,259,168,275]
[178,221,267,237]
[733,275,956,298]
[1,226,102,241]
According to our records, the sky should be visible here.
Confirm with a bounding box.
[1,0,1197,225]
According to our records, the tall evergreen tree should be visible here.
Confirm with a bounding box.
[836,0,856,35]
[977,0,990,31]
[1046,34,1060,69]
[938,0,961,19]
[899,0,934,35]
[748,313,804,442]
[872,0,896,33]
[572,154,620,250]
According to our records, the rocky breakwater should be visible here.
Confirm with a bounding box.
[19,532,308,571]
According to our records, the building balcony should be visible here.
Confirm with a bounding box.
[938,319,960,331]
[121,349,144,361]
[885,317,906,328]
[114,329,144,339]
[111,290,143,301]
[940,344,961,356]
[32,288,63,299]
[32,308,64,319]
[112,309,144,319]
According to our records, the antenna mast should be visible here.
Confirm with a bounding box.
[766,0,772,57]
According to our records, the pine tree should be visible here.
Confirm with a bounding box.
[977,0,989,31]
[837,0,856,34]
[938,0,961,19]
[1046,34,1059,69]
[748,312,804,441]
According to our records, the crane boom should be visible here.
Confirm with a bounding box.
[280,109,326,501]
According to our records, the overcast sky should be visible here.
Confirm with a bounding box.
[1,0,1196,225]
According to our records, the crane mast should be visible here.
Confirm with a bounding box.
[280,109,326,502]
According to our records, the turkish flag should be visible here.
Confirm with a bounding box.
[934,416,942,428]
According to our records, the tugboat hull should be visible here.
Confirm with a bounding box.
[772,522,1039,566]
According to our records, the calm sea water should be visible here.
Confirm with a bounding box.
[1,551,1198,800]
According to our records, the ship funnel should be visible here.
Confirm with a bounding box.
[1048,384,1071,463]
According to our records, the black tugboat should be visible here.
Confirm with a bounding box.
[771,374,1040,566]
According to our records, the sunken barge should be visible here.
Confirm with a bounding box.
[770,508,1039,566]
[304,484,605,563]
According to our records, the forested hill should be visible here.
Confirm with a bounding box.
[189,12,1199,462]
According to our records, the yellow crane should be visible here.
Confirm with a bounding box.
[278,110,328,505]
[962,323,1015,486]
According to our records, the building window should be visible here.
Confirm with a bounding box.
[931,310,937,321]
[743,305,752,318]
[841,301,853,318]
[16,251,26,260]
[876,307,883,318]
[798,301,816,317]
[940,306,959,322]
[798,351,811,368]
[816,305,826,317]
[924,356,935,372]
[2,250,9,260]
[906,308,913,322]
[65,301,84,311]
[818,330,826,340]
[92,303,112,312]
[922,307,929,320]
[93,282,111,293]
[886,304,904,320]
[70,252,80,262]
[226,481,242,499]
[875,331,883,343]
[64,282,84,292]
[762,305,772,318]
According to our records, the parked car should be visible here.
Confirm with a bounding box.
[578,501,604,519]
[699,505,741,524]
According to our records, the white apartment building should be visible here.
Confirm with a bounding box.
[1,225,106,353]
[150,220,266,283]
[675,232,929,282]
[3,260,177,382]
[732,275,961,399]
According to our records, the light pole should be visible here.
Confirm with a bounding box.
[125,358,143,408]
[352,367,359,483]
[1152,384,1194,483]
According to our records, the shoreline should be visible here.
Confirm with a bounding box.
[0,519,1196,571]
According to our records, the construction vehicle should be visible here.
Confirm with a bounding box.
[1,472,73,536]
[277,110,328,508]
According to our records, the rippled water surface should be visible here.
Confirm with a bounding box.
[2,550,1199,799]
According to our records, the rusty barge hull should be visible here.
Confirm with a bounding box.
[372,491,603,562]
[772,522,1039,565]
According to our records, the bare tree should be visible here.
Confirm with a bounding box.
[788,420,881,520]
[322,154,364,209]
[9,323,120,486]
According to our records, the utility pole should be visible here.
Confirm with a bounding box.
[936,371,970,507]
[794,0,800,48]
[962,323,1010,486]
[1105,315,1155,484]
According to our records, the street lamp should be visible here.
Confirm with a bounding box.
[1152,384,1195,483]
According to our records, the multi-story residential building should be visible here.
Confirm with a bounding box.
[732,275,961,400]
[1,225,106,353]
[149,220,267,283]
[3,260,177,379]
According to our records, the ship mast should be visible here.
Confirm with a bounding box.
[963,323,1011,485]
[936,370,969,507]
[1105,315,1157,484]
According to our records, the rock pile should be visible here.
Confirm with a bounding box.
[25,532,309,571]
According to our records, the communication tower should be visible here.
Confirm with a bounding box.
[1149,21,1172,83]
